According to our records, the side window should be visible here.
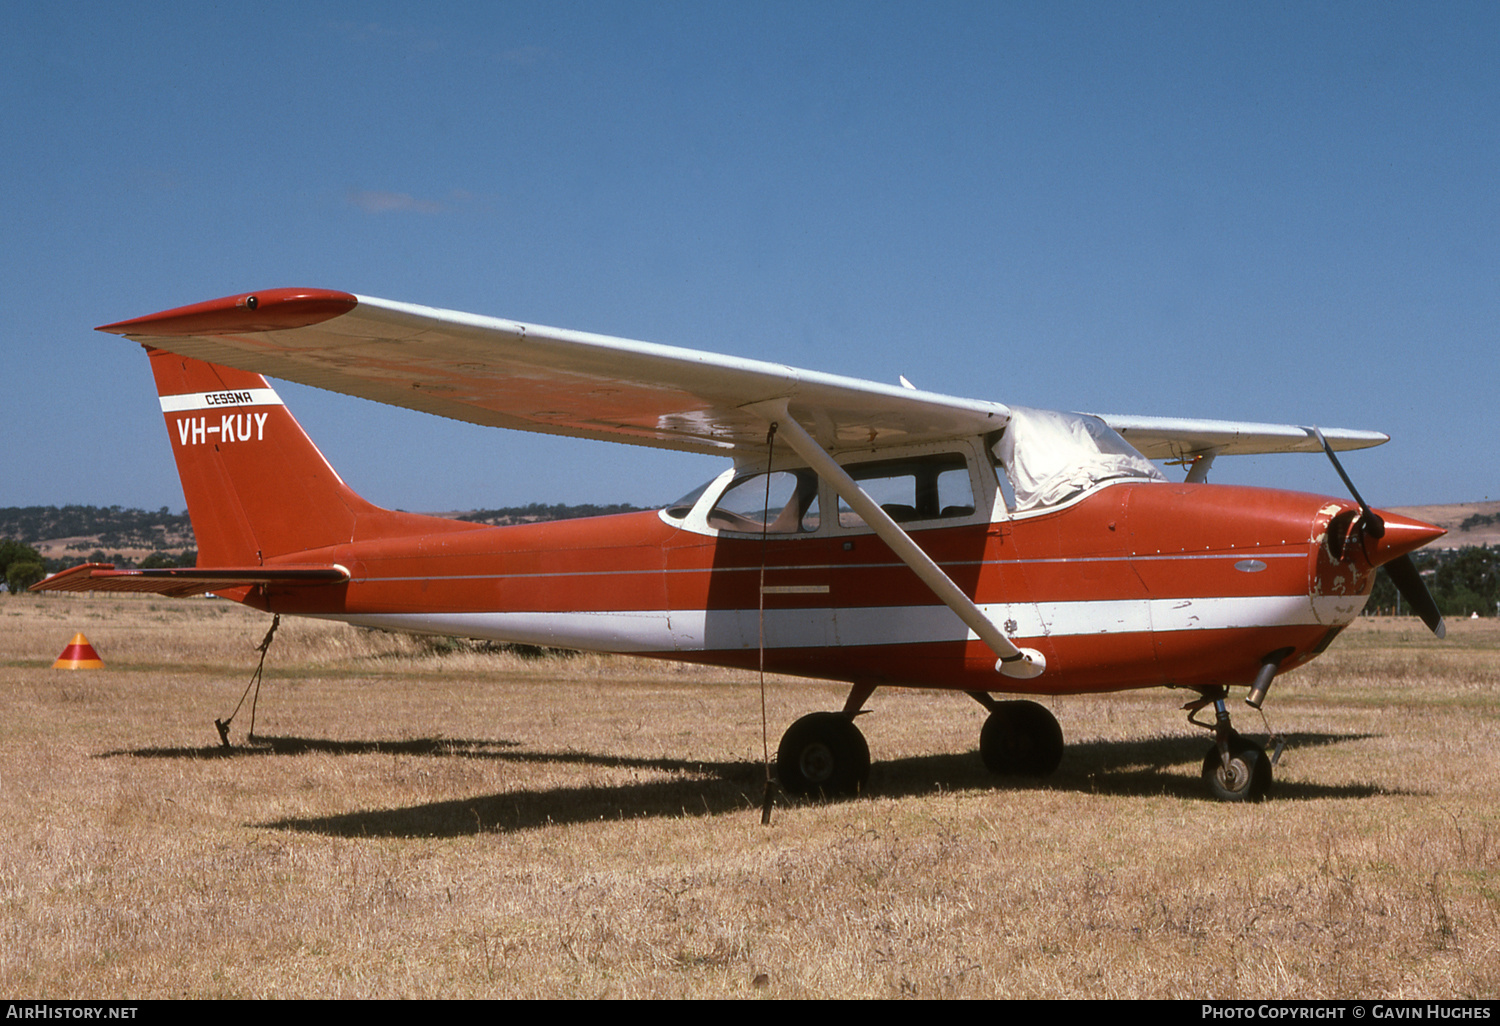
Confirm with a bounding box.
[707,470,820,534]
[838,453,974,527]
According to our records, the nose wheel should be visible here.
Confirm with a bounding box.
[1187,688,1274,802]
[1201,733,1272,801]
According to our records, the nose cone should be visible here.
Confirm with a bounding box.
[1366,510,1446,568]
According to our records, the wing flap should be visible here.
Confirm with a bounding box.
[32,563,351,598]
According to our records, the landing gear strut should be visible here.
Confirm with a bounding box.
[1186,687,1272,802]
[969,693,1064,777]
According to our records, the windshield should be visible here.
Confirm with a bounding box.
[663,479,713,520]
[993,406,1165,511]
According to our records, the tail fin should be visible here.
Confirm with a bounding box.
[148,348,459,566]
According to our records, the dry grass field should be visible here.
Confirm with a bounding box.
[1,594,1497,999]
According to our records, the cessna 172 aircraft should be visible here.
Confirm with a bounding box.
[38,288,1447,802]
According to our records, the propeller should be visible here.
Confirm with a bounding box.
[1313,428,1446,638]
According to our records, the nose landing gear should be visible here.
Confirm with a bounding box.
[1201,732,1272,802]
[1186,687,1273,802]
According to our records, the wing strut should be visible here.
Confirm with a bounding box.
[750,401,1045,680]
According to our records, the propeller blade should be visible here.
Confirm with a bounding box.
[1384,553,1447,639]
[1313,425,1445,638]
[1313,427,1383,538]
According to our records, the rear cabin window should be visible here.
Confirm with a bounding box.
[837,453,974,528]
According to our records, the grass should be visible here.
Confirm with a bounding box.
[1,594,1497,998]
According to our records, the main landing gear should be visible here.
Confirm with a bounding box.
[1185,687,1275,802]
[969,692,1064,777]
[775,684,1068,800]
[776,711,871,799]
[776,683,876,799]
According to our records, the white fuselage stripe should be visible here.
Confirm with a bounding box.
[312,594,1364,655]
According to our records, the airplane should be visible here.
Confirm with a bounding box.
[36,287,1448,802]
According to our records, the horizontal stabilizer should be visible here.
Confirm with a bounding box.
[32,563,350,598]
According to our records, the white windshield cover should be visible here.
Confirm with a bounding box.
[997,406,1166,511]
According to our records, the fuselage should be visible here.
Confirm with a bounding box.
[238,480,1416,697]
[114,345,1442,701]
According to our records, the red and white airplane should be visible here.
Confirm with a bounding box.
[38,288,1447,801]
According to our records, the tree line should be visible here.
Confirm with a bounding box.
[0,505,193,549]
[1459,511,1499,533]
[1367,545,1499,618]
[457,502,650,525]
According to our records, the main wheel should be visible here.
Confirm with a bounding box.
[979,700,1064,777]
[776,712,870,799]
[1202,735,1272,802]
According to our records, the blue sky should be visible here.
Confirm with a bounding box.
[4,2,1496,513]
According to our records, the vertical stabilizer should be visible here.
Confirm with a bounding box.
[148,348,385,565]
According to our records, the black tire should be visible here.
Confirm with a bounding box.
[776,712,870,799]
[1201,735,1273,802]
[979,700,1064,777]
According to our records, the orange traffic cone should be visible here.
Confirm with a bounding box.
[53,632,104,670]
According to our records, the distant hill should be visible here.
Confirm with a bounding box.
[0,505,195,568]
[0,502,652,569]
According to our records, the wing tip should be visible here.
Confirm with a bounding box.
[98,288,358,336]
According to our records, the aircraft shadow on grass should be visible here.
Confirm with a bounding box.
[100,736,525,760]
[87,728,1395,838]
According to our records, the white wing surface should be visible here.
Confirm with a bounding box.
[1094,414,1387,460]
[99,288,1386,459]
[101,289,1008,455]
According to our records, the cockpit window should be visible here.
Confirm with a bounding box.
[663,480,713,520]
[706,469,820,534]
[992,406,1165,512]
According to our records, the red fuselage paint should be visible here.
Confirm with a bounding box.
[237,484,1438,696]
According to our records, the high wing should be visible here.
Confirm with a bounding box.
[99,288,1386,458]
[1094,414,1386,460]
[100,289,1007,456]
